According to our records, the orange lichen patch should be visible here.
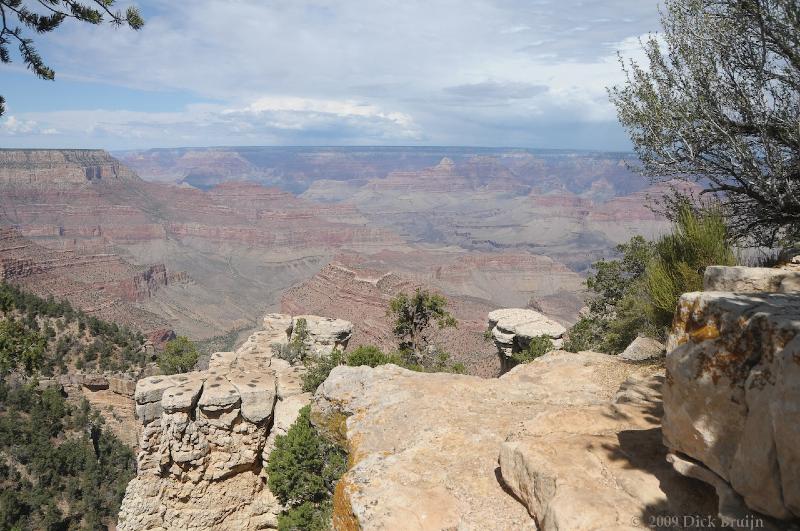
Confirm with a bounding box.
[689,323,720,342]
[347,432,367,468]
[310,406,350,447]
[332,476,360,531]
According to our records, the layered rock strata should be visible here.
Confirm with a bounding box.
[704,265,800,293]
[664,288,800,522]
[487,308,566,372]
[118,315,350,530]
[313,351,716,530]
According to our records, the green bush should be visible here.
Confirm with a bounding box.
[157,336,199,375]
[388,289,456,357]
[0,381,135,529]
[0,317,46,375]
[645,204,736,327]
[267,406,346,530]
[301,351,343,393]
[562,316,603,353]
[345,345,392,367]
[564,205,736,354]
[277,501,332,531]
[511,335,554,365]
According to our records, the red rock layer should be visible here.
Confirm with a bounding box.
[281,262,500,377]
[0,227,171,333]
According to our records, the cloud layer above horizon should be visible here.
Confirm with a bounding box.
[0,0,660,150]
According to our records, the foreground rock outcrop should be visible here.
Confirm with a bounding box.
[664,289,800,522]
[118,314,351,530]
[314,351,717,530]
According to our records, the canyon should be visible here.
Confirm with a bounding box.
[1,147,666,369]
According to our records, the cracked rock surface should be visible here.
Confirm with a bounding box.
[117,314,350,530]
[664,290,800,521]
[314,350,715,530]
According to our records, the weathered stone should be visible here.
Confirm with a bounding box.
[198,374,240,411]
[704,265,800,293]
[118,313,339,530]
[314,351,714,530]
[162,376,204,412]
[294,314,353,358]
[262,313,294,345]
[82,374,109,391]
[135,400,163,426]
[107,376,136,397]
[663,290,800,520]
[487,308,566,371]
[228,369,277,423]
[134,374,178,404]
[619,335,665,361]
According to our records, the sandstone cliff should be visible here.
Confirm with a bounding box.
[117,314,353,530]
[0,149,137,186]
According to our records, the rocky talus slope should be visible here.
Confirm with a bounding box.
[117,314,352,530]
[664,265,800,523]
[313,352,716,530]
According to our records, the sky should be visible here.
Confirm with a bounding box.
[0,0,661,151]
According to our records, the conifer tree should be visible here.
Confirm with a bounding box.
[0,1,144,116]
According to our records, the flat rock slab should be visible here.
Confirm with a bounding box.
[313,351,697,531]
[488,308,566,339]
[228,369,277,423]
[135,375,179,404]
[704,266,800,293]
[162,376,205,412]
[199,374,240,410]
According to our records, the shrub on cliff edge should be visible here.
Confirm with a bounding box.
[157,336,199,375]
[267,405,346,531]
[646,204,736,327]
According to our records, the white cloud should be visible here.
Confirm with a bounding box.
[10,0,662,148]
[3,116,38,135]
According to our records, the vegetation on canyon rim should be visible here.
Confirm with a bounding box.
[157,336,200,375]
[0,282,146,376]
[564,205,737,354]
[297,292,466,394]
[267,406,347,531]
[0,285,145,529]
[0,374,135,530]
[610,0,800,248]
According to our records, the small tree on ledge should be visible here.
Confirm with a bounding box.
[158,336,199,375]
[388,288,457,361]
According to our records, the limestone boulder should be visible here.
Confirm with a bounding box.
[258,313,353,359]
[294,314,353,358]
[313,351,716,530]
[704,265,800,293]
[487,308,566,370]
[262,313,294,346]
[620,335,665,361]
[82,374,109,391]
[663,290,800,520]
